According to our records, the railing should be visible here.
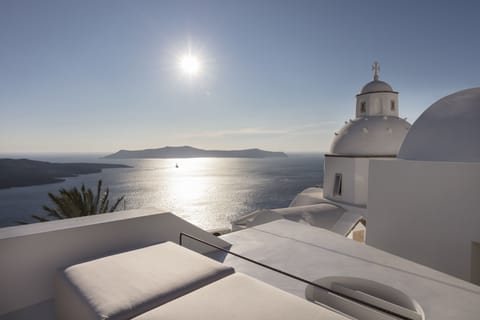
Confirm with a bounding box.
[179,232,414,320]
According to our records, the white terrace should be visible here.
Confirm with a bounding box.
[0,209,479,320]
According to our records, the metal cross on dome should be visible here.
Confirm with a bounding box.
[372,61,380,80]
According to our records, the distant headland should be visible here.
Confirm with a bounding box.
[104,146,288,159]
[0,159,131,189]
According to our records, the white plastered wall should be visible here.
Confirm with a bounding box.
[0,208,230,316]
[367,159,480,283]
[324,156,370,207]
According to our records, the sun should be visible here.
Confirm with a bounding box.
[178,53,201,77]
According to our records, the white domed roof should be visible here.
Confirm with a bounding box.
[360,80,394,94]
[330,116,410,156]
[398,87,480,162]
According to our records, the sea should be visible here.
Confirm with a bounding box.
[0,153,324,230]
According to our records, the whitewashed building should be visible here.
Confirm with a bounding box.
[324,62,410,210]
[367,87,480,284]
[233,63,411,239]
[234,65,480,287]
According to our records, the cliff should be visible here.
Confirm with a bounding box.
[0,159,130,189]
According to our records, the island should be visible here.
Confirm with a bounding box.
[104,146,288,159]
[0,159,131,189]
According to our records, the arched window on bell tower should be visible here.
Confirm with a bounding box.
[360,102,366,113]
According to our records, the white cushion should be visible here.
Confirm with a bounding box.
[55,241,234,320]
[133,273,349,320]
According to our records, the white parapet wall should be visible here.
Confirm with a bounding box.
[367,159,480,284]
[0,208,230,317]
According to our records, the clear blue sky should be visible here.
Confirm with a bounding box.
[1,0,479,153]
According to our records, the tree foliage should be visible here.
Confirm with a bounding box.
[20,180,124,223]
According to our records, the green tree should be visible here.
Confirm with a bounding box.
[27,180,124,223]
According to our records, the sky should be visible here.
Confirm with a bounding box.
[1,0,480,154]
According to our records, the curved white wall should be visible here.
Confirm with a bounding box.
[398,87,480,162]
[330,117,410,156]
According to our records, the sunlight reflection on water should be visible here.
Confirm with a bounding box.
[0,155,324,230]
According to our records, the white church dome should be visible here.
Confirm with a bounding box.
[330,116,410,156]
[360,80,394,94]
[398,87,480,162]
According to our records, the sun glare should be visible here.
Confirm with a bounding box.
[179,53,201,77]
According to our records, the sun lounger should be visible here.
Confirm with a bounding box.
[55,241,234,320]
